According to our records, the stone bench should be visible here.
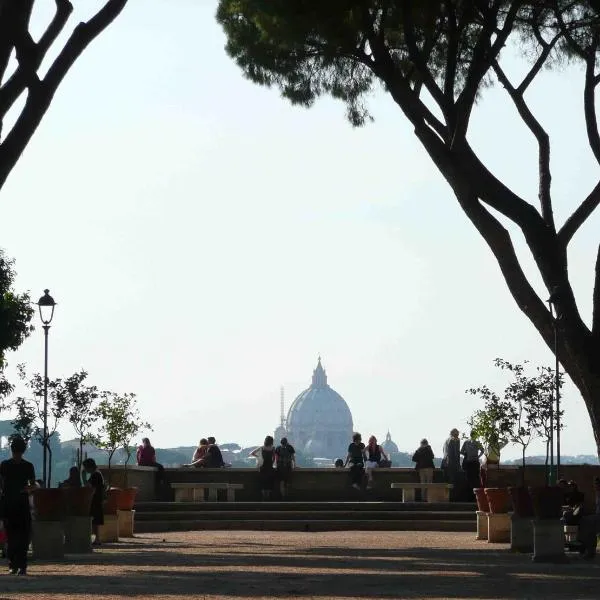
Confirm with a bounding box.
[390,482,452,503]
[564,524,579,543]
[171,482,244,502]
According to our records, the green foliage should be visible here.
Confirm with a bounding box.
[94,392,152,470]
[57,370,100,471]
[217,1,582,125]
[11,365,69,486]
[0,249,34,404]
[468,358,564,483]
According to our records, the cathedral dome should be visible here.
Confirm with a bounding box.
[286,358,353,459]
[382,431,399,454]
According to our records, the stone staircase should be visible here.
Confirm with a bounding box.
[134,501,477,532]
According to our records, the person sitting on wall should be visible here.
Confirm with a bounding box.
[204,437,225,468]
[137,437,166,490]
[364,436,389,490]
[186,439,209,468]
[59,466,82,488]
[344,432,366,491]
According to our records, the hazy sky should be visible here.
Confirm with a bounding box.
[1,1,598,460]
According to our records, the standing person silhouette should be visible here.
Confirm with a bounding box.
[0,437,38,575]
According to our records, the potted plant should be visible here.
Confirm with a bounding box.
[484,487,511,513]
[11,366,69,488]
[59,370,100,473]
[93,391,151,506]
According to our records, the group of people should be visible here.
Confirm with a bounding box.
[0,437,106,575]
[184,437,225,469]
[251,437,296,499]
[441,429,495,498]
[343,433,391,490]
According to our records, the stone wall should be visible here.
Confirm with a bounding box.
[98,464,600,506]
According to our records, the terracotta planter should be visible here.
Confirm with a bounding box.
[484,487,511,514]
[473,488,490,513]
[63,486,94,517]
[116,487,138,511]
[104,488,121,515]
[509,486,534,518]
[529,486,564,520]
[32,488,65,521]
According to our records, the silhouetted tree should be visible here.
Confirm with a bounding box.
[217,1,600,454]
[0,249,34,406]
[0,0,128,191]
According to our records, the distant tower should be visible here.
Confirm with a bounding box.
[274,385,288,443]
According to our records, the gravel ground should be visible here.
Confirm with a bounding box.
[0,530,599,600]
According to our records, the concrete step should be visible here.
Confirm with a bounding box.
[135,519,476,533]
[135,501,476,513]
[135,510,475,522]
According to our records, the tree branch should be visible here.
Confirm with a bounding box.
[492,60,554,229]
[558,180,600,246]
[0,0,73,120]
[584,48,600,165]
[453,1,520,143]
[400,2,453,130]
[0,0,128,189]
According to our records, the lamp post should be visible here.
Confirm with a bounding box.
[547,288,561,484]
[36,289,56,488]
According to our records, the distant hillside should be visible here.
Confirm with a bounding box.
[503,455,599,466]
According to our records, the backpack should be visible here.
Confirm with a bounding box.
[277,445,293,468]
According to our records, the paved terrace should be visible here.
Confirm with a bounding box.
[1,531,599,599]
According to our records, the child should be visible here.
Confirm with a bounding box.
[82,458,104,546]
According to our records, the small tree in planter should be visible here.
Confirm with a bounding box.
[493,360,540,486]
[94,391,151,487]
[59,370,100,472]
[11,366,68,487]
[466,386,513,467]
[526,365,565,484]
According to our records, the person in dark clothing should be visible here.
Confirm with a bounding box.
[275,437,296,499]
[576,477,600,559]
[204,437,225,468]
[442,429,461,500]
[251,436,276,500]
[60,466,82,488]
[412,439,435,501]
[460,431,484,499]
[82,458,104,546]
[0,436,37,575]
[345,432,366,490]
[365,436,389,489]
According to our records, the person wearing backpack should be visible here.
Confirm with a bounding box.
[275,438,296,499]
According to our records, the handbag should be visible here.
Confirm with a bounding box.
[379,459,392,468]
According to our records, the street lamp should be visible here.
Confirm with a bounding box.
[547,287,561,484]
[36,289,56,488]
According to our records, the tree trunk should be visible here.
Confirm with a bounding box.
[47,442,52,488]
[521,446,526,486]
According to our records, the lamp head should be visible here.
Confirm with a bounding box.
[37,289,56,325]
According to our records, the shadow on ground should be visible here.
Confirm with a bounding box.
[1,533,599,598]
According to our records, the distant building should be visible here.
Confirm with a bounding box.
[283,358,353,460]
[382,431,399,456]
